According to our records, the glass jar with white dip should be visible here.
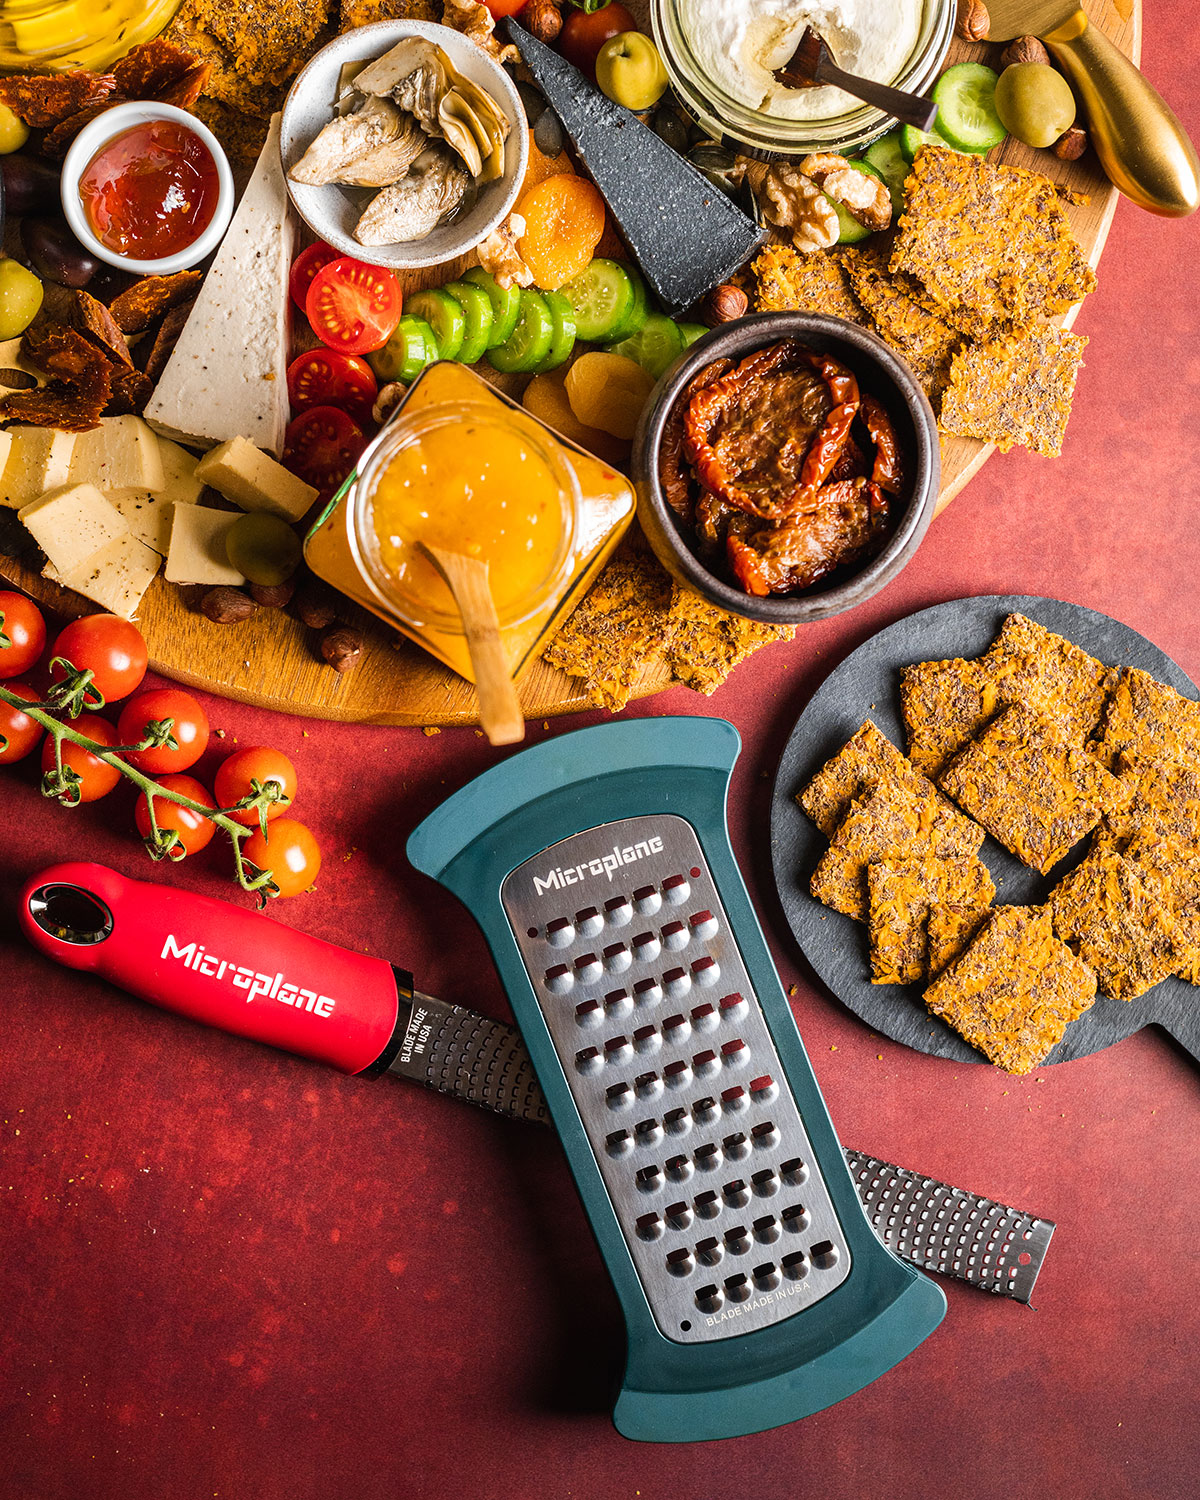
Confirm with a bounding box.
[651,0,954,159]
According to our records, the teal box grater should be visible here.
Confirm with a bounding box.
[407,716,945,1442]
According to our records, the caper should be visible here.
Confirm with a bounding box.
[225,512,303,587]
[0,257,44,340]
[0,104,29,156]
[994,63,1076,150]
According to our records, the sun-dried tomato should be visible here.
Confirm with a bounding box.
[859,393,905,495]
[660,358,733,524]
[725,478,886,596]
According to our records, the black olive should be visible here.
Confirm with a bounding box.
[1,153,62,217]
[20,216,97,289]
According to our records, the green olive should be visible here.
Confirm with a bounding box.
[994,63,1076,150]
[0,103,30,155]
[225,511,302,587]
[0,258,44,340]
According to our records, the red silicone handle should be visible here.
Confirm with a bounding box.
[18,862,401,1074]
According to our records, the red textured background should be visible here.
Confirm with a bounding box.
[3,17,1200,1498]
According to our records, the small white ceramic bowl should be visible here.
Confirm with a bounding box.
[60,101,235,275]
[280,20,528,271]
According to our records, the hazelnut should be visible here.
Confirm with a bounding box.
[249,579,296,609]
[1000,34,1050,68]
[701,283,749,326]
[320,624,363,674]
[525,0,562,45]
[955,0,989,42]
[1053,124,1088,160]
[293,577,339,630]
[200,586,257,624]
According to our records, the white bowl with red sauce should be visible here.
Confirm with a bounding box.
[60,101,235,275]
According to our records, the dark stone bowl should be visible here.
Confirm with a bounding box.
[631,312,941,625]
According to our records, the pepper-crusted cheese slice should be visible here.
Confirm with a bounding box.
[143,114,294,458]
[18,482,128,575]
[52,532,162,620]
[194,436,318,522]
[155,439,205,507]
[164,504,246,586]
[2,426,77,509]
[108,490,174,554]
[68,415,165,493]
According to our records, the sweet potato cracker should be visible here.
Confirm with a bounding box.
[751,245,865,324]
[1049,848,1191,1001]
[939,325,1088,458]
[1123,832,1200,985]
[664,586,794,695]
[867,854,995,985]
[187,0,332,88]
[1096,754,1200,858]
[926,901,992,982]
[842,245,962,404]
[939,703,1127,873]
[1096,667,1200,772]
[924,904,1096,1074]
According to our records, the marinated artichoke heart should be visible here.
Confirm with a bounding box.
[354,145,472,246]
[290,96,427,188]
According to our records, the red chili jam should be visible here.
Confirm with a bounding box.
[78,119,219,260]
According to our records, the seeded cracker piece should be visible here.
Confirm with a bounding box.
[867,854,995,985]
[540,545,673,712]
[1095,667,1200,772]
[811,781,985,922]
[187,0,331,89]
[664,585,794,695]
[165,18,284,120]
[939,325,1088,458]
[900,656,993,780]
[890,146,1096,335]
[189,98,273,164]
[927,901,993,982]
[1122,832,1200,985]
[799,720,968,840]
[339,0,440,31]
[841,245,962,406]
[1048,848,1192,1001]
[924,905,1096,1074]
[750,244,866,323]
[939,703,1128,874]
[1096,754,1200,856]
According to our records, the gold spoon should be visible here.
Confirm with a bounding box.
[772,26,938,131]
[417,543,525,747]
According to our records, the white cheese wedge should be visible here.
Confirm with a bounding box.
[52,532,162,620]
[2,427,77,509]
[19,483,128,575]
[156,438,205,506]
[144,113,294,458]
[108,490,174,554]
[193,436,318,522]
[164,504,246,586]
[68,415,165,493]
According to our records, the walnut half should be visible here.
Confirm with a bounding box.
[799,152,892,232]
[475,211,534,290]
[733,158,839,254]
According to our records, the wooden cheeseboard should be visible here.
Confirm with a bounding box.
[0,0,1140,726]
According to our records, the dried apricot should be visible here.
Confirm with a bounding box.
[565,352,655,441]
[524,368,629,466]
[517,175,606,291]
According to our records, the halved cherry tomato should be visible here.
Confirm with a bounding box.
[134,773,217,858]
[118,687,209,773]
[306,257,402,355]
[283,406,365,498]
[559,3,637,81]
[289,242,339,311]
[0,590,46,678]
[42,711,120,801]
[0,680,42,764]
[215,745,297,826]
[481,0,526,15]
[287,348,378,426]
[50,614,147,704]
[242,817,322,898]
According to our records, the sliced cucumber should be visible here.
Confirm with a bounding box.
[677,322,708,349]
[558,258,633,342]
[900,122,961,162]
[461,265,521,348]
[442,280,494,365]
[861,128,910,217]
[604,263,649,343]
[367,315,439,385]
[827,193,871,245]
[931,63,1006,153]
[606,312,684,380]
[405,288,465,362]
[486,289,554,374]
[535,290,577,372]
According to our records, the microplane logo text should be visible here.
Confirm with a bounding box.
[533,836,665,896]
[161,934,336,1017]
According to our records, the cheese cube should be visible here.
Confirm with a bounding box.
[2,427,77,509]
[19,483,128,576]
[52,532,161,620]
[156,439,204,506]
[68,415,165,493]
[109,489,174,554]
[194,436,318,522]
[164,504,246,585]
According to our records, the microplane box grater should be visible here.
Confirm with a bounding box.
[408,717,946,1443]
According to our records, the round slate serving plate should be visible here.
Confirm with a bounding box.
[770,595,1200,1067]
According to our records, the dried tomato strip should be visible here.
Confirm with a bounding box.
[659,358,733,523]
[859,393,905,495]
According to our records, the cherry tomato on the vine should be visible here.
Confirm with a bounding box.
[480,0,526,16]
[50,614,148,704]
[118,688,210,773]
[134,773,217,857]
[305,257,402,355]
[215,745,298,826]
[0,681,43,763]
[0,590,46,678]
[283,405,365,498]
[559,3,637,80]
[242,817,322,898]
[42,711,120,801]
[289,242,339,311]
[287,347,378,426]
